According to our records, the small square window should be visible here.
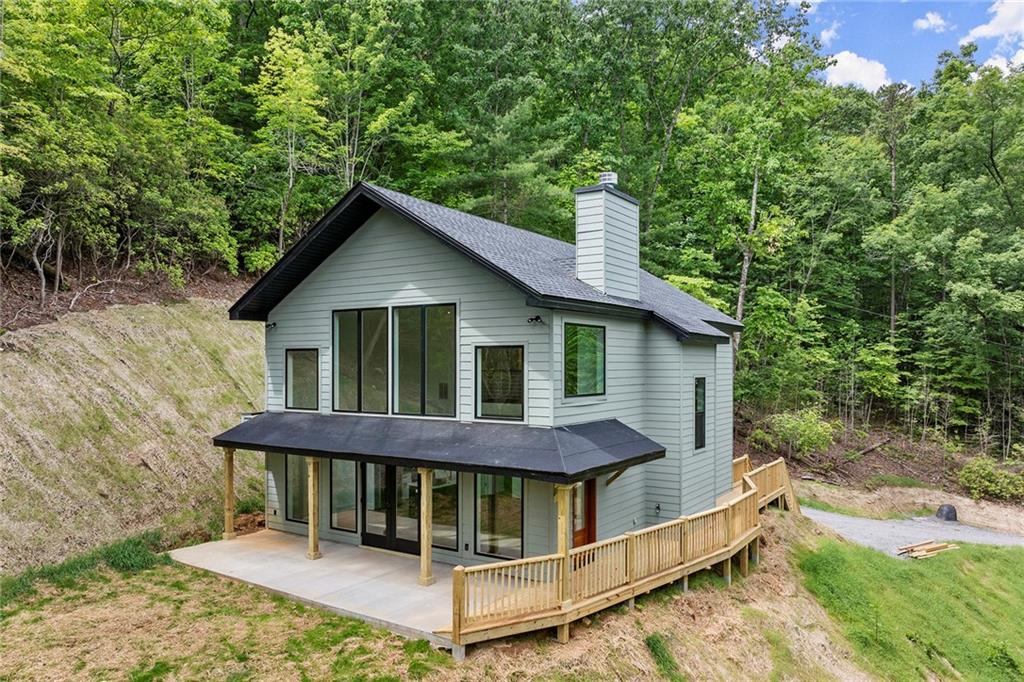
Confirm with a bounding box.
[565,324,605,397]
[476,346,524,420]
[286,349,319,410]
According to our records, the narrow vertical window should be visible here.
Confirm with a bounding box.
[695,377,706,450]
[329,459,357,532]
[286,349,319,410]
[393,304,456,416]
[564,323,605,397]
[475,474,522,558]
[332,309,388,413]
[285,454,309,523]
[476,346,524,420]
[432,470,459,550]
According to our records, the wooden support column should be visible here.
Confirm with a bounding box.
[739,542,749,577]
[554,483,573,644]
[306,457,322,560]
[418,467,435,586]
[722,555,732,586]
[222,448,236,540]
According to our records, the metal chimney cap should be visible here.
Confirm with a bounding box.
[598,171,618,186]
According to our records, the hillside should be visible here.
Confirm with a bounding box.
[0,299,264,574]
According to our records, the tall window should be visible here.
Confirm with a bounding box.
[285,454,309,523]
[432,470,458,550]
[333,309,388,413]
[564,323,605,397]
[330,459,357,532]
[393,304,456,416]
[695,377,706,450]
[476,346,524,420]
[286,349,319,410]
[476,474,522,558]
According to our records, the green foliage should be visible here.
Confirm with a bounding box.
[798,539,1024,681]
[644,633,686,682]
[958,457,1024,501]
[0,531,168,610]
[751,409,840,457]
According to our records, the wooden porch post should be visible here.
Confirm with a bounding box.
[554,483,573,643]
[418,467,435,586]
[222,448,236,540]
[306,457,322,560]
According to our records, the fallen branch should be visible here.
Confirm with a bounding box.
[68,279,121,311]
[853,437,892,459]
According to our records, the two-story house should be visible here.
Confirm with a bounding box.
[207,174,761,652]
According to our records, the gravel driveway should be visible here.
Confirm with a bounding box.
[803,507,1024,556]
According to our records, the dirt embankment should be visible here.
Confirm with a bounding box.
[0,298,265,574]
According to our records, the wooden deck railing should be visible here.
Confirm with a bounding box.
[448,457,797,648]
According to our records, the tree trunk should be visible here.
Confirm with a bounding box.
[732,168,759,353]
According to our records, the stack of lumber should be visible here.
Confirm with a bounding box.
[897,540,959,559]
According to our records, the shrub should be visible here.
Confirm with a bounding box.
[751,408,840,458]
[644,633,685,682]
[958,457,1024,501]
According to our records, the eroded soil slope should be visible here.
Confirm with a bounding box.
[0,299,264,573]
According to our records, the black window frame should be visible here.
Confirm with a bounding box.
[694,377,706,451]
[430,469,460,551]
[285,348,320,411]
[392,303,457,417]
[331,307,389,415]
[328,458,358,533]
[474,344,526,422]
[563,322,607,398]
[284,453,309,525]
[473,473,524,560]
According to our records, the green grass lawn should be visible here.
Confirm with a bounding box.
[798,496,935,520]
[797,540,1024,681]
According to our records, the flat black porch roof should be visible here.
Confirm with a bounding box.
[213,412,665,484]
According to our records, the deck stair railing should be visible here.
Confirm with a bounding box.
[449,456,797,648]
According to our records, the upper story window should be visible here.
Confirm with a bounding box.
[286,348,319,410]
[393,304,456,416]
[695,377,706,450]
[564,323,605,398]
[333,309,388,413]
[476,345,524,420]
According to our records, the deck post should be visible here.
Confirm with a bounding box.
[306,457,321,560]
[738,541,749,577]
[752,537,760,566]
[222,448,236,540]
[722,554,732,586]
[418,467,435,586]
[554,483,573,644]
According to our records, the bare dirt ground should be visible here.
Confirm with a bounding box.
[0,512,874,681]
[1,266,253,331]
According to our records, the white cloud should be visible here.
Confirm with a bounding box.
[821,21,840,47]
[961,0,1024,45]
[825,51,891,91]
[913,11,950,33]
[983,48,1024,72]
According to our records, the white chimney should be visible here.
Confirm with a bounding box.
[574,172,640,300]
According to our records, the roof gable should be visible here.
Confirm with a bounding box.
[229,182,741,340]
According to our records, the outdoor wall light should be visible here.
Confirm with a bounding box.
[527,315,543,324]
[265,322,277,330]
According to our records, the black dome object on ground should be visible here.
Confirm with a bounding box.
[935,504,958,521]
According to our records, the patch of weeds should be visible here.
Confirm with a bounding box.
[865,474,929,490]
[403,639,450,679]
[687,569,726,591]
[0,531,168,609]
[764,629,800,681]
[843,449,864,462]
[644,633,686,681]
[128,659,176,682]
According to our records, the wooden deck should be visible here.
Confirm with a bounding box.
[447,457,798,649]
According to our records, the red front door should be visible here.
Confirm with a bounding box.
[572,479,597,547]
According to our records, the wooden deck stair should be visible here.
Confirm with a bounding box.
[443,457,798,650]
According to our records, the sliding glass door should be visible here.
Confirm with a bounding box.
[361,463,420,554]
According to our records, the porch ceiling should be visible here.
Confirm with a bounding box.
[213,412,665,484]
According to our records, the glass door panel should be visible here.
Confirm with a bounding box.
[363,463,388,542]
[395,467,420,546]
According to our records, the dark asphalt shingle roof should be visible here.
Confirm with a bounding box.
[213,412,665,484]
[229,182,740,339]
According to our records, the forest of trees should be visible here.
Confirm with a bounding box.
[1,0,1022,456]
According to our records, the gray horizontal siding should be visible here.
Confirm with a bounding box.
[265,208,552,426]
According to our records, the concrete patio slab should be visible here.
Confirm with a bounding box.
[170,530,455,649]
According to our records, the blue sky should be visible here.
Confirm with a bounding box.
[800,0,1024,89]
